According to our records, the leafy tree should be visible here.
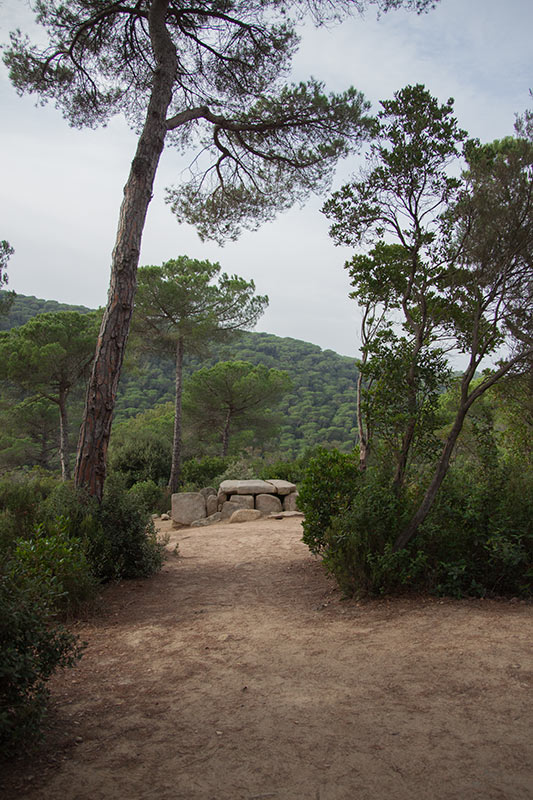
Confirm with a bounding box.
[3,0,425,499]
[183,361,291,456]
[0,241,15,316]
[324,87,533,549]
[133,256,268,490]
[0,398,59,473]
[399,130,533,546]
[0,312,100,480]
[324,85,465,485]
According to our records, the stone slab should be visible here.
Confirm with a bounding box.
[191,512,223,527]
[255,493,283,515]
[206,495,219,516]
[229,509,263,524]
[219,479,276,495]
[218,481,241,495]
[283,491,299,512]
[228,494,254,509]
[265,479,297,495]
[171,492,206,525]
[221,500,242,519]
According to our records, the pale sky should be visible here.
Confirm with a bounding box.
[0,0,531,357]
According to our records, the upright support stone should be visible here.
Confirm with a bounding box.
[255,493,282,515]
[171,492,206,526]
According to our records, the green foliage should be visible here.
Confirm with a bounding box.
[108,431,172,488]
[180,456,229,490]
[83,477,166,581]
[128,480,168,515]
[2,297,361,460]
[0,293,92,331]
[0,310,100,478]
[183,361,291,456]
[417,460,533,597]
[40,479,167,581]
[212,456,260,485]
[304,445,532,599]
[258,452,314,484]
[0,471,58,546]
[321,471,413,596]
[0,568,84,757]
[9,520,99,617]
[298,448,360,554]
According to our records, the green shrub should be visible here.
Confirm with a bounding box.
[0,569,84,757]
[180,456,229,489]
[108,433,171,488]
[212,456,259,486]
[259,452,312,484]
[84,475,166,581]
[418,461,533,597]
[128,479,168,514]
[9,520,99,617]
[0,471,59,541]
[322,471,412,596]
[39,478,166,582]
[299,448,360,554]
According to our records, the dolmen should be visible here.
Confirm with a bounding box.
[171,479,299,528]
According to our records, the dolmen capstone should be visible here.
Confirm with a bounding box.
[171,479,300,528]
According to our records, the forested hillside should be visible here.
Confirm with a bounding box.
[0,293,358,455]
[0,293,93,329]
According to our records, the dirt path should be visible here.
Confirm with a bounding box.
[3,516,532,800]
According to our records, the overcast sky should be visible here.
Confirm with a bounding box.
[0,0,531,357]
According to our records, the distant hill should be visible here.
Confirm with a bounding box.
[0,293,358,455]
[0,292,93,330]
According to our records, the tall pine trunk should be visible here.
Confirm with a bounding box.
[222,409,232,457]
[75,0,177,499]
[168,336,184,494]
[58,389,70,481]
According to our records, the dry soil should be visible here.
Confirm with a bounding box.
[2,515,532,800]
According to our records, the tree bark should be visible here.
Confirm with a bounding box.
[356,369,368,471]
[75,0,177,499]
[222,409,232,457]
[58,390,70,481]
[393,347,533,551]
[168,336,184,494]
[393,405,469,551]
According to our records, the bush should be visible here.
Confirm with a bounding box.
[317,459,532,600]
[211,456,259,486]
[322,470,412,596]
[84,476,166,581]
[180,456,229,490]
[108,433,171,488]
[298,448,360,554]
[0,471,59,543]
[38,478,167,582]
[0,569,84,757]
[128,479,168,515]
[417,461,533,597]
[9,519,99,617]
[258,451,314,484]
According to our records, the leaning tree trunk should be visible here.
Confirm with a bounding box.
[393,406,470,551]
[75,1,177,499]
[168,336,184,494]
[58,389,70,481]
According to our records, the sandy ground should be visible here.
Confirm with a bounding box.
[2,515,532,800]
